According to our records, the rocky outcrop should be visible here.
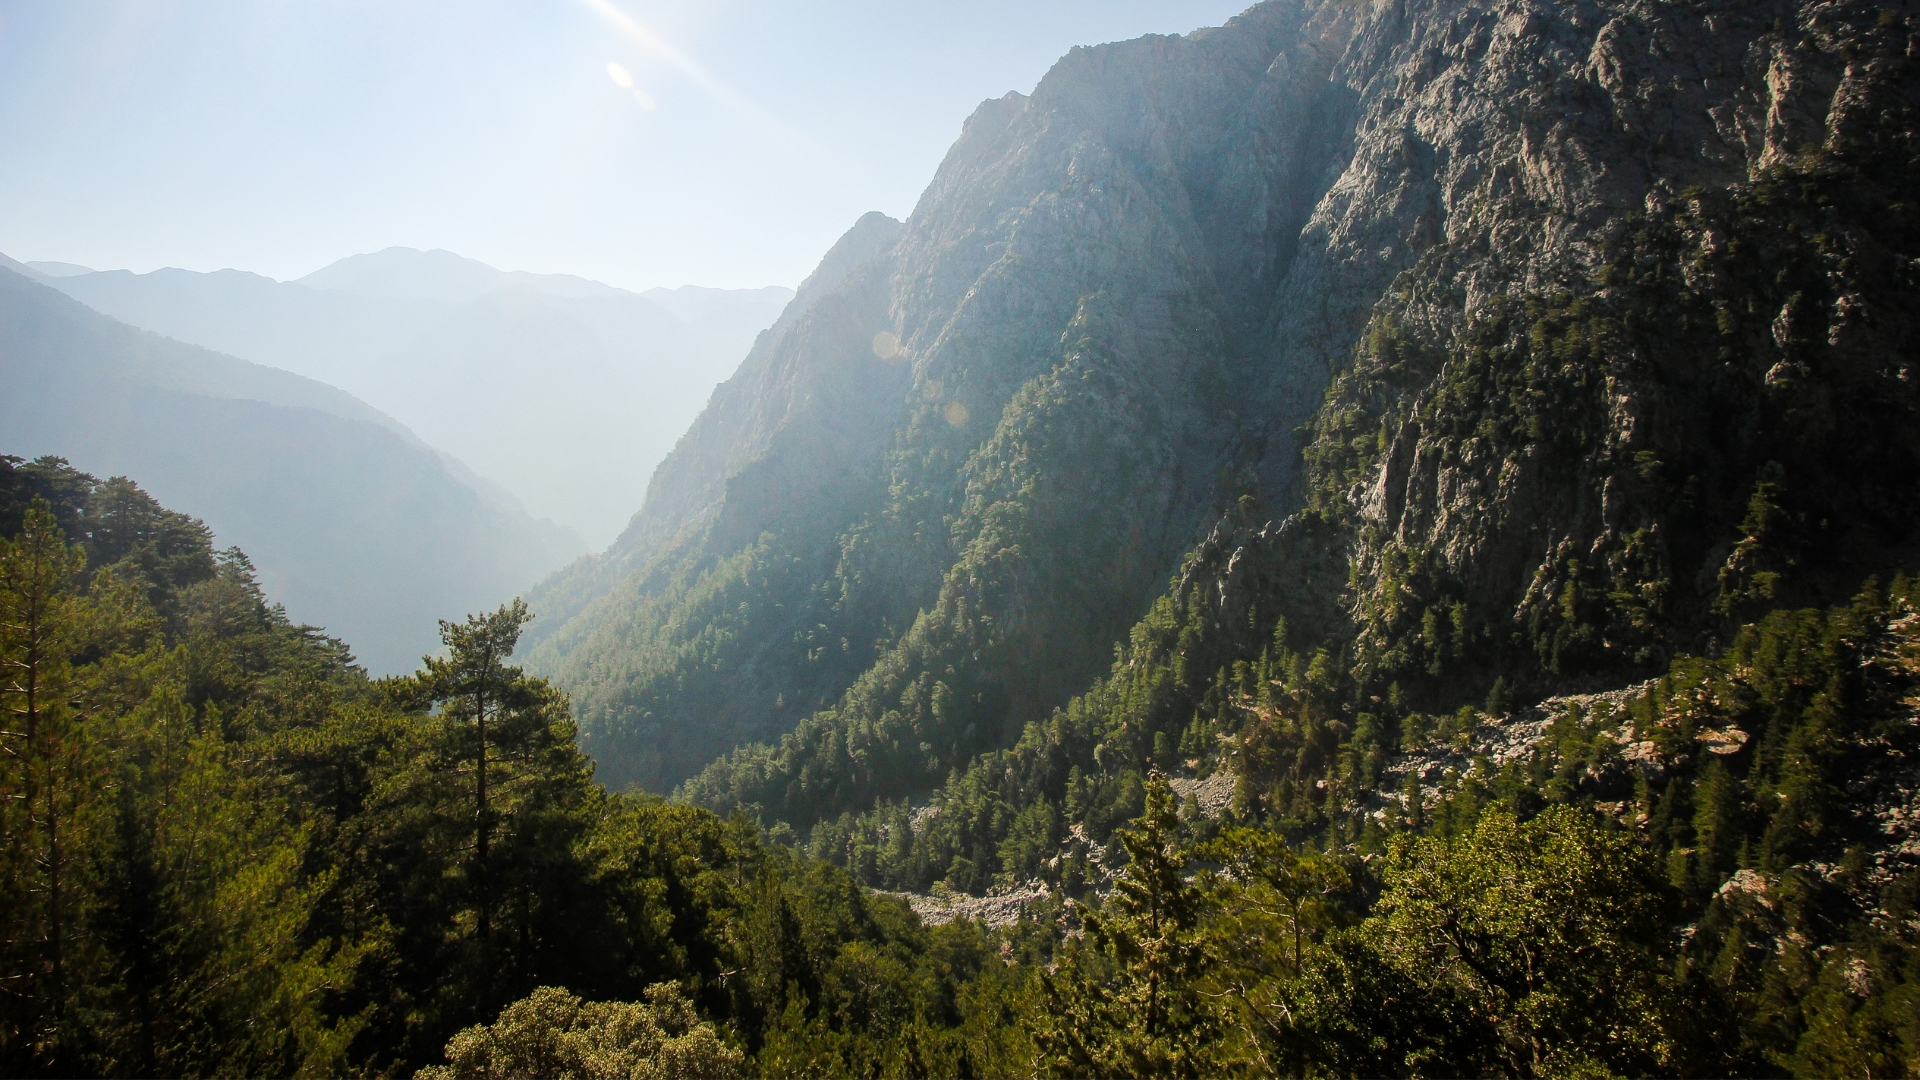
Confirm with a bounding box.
[1357,679,1662,825]
[876,881,1057,929]
[1315,0,1920,705]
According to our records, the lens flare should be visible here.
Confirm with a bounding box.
[582,0,806,149]
[871,331,900,360]
[606,62,634,89]
[943,401,969,427]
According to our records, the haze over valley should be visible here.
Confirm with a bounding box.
[1,246,790,672]
[29,247,793,547]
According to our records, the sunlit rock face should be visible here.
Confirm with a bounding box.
[528,0,1916,801]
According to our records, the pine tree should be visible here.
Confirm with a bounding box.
[0,502,87,1072]
[414,599,594,1009]
[1207,828,1349,974]
[1037,771,1220,1077]
[422,600,537,947]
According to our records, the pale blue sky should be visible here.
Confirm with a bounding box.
[0,1,1253,290]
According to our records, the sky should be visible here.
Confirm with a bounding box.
[0,0,1253,291]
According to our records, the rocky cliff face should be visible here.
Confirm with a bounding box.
[1307,0,1920,707]
[530,0,1919,809]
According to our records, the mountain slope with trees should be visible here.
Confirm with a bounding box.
[531,0,1920,813]
[10,450,1909,1073]
[548,0,1920,1070]
[664,0,1920,1060]
[0,459,1032,1078]
[527,3,1366,792]
[7,0,1920,1075]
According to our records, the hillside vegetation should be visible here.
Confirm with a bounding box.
[573,0,1920,1071]
[530,0,1920,809]
[12,454,1916,1076]
[0,459,1029,1077]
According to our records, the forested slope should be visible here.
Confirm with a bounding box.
[0,458,1029,1078]
[11,0,1920,1074]
[530,0,1920,814]
[9,461,1919,1074]
[530,2,1370,792]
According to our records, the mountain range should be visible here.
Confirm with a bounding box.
[33,248,792,545]
[0,257,582,673]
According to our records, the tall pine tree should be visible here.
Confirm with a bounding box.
[0,503,88,1073]
[1037,771,1221,1077]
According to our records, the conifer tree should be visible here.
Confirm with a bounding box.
[422,600,536,946]
[414,599,594,1010]
[1207,828,1349,974]
[0,503,86,1072]
[1037,771,1220,1078]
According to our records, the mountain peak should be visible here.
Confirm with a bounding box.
[296,246,711,307]
[297,247,509,304]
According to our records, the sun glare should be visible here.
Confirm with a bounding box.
[581,0,806,148]
[606,61,634,89]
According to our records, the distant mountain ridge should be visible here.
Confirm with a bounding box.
[35,248,793,544]
[298,246,634,304]
[0,265,582,673]
[22,260,92,277]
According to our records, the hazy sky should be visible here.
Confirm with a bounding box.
[0,0,1252,291]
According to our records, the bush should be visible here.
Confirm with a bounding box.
[417,984,743,1080]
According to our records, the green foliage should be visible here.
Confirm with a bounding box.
[585,295,1223,821]
[1,455,217,629]
[786,510,1360,900]
[10,12,1920,1076]
[535,530,874,795]
[1204,829,1350,976]
[408,599,593,989]
[1036,773,1222,1078]
[1,470,376,1077]
[0,500,95,1071]
[775,542,1920,1076]
[0,461,1016,1077]
[417,984,742,1080]
[1019,647,1920,1080]
[1368,806,1692,1076]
